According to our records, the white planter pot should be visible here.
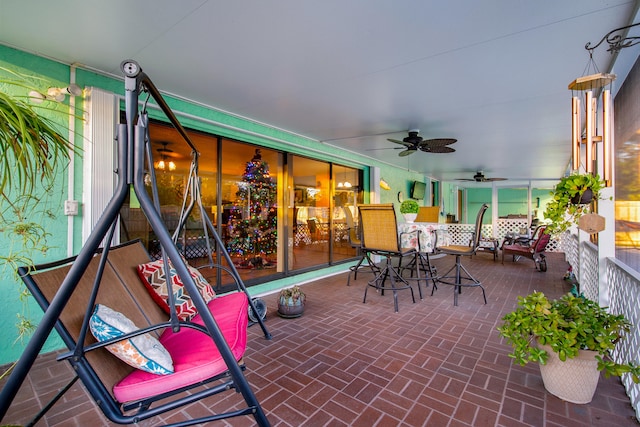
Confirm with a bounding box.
[403,213,418,223]
[537,342,600,404]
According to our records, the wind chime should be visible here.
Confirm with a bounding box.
[570,20,640,185]
[569,71,614,185]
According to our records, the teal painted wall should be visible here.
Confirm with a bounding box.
[0,45,422,364]
[467,188,493,223]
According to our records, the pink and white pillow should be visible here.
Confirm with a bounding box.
[137,258,215,321]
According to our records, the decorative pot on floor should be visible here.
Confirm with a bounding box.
[498,291,640,404]
[537,342,600,404]
[277,285,305,318]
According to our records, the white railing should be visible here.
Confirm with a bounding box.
[607,257,640,419]
[446,219,562,252]
[564,233,640,420]
[580,241,600,302]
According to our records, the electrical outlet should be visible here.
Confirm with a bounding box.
[64,200,79,216]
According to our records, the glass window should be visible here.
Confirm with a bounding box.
[221,141,282,282]
[119,119,363,287]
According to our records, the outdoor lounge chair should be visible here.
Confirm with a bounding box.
[502,225,550,271]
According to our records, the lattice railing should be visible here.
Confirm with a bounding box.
[446,219,561,252]
[580,241,599,302]
[607,257,640,421]
[562,232,640,419]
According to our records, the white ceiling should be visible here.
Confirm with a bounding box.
[1,1,640,186]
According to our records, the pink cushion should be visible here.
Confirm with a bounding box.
[503,244,534,255]
[112,292,248,403]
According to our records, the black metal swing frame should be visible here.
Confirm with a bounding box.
[0,59,271,426]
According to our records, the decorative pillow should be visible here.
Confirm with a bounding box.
[137,258,216,321]
[89,304,173,375]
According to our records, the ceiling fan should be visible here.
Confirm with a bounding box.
[457,171,507,182]
[156,141,181,158]
[387,129,456,157]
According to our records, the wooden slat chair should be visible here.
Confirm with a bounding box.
[17,240,259,426]
[359,204,423,312]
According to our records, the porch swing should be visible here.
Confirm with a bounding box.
[0,60,271,426]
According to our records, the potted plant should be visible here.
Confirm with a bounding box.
[0,71,74,381]
[277,285,306,318]
[399,199,419,223]
[498,291,640,404]
[543,173,605,235]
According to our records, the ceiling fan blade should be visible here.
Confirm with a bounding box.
[387,138,411,146]
[457,178,476,181]
[485,177,508,181]
[420,146,455,153]
[398,149,416,157]
[420,138,457,147]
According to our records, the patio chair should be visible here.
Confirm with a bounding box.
[344,206,379,286]
[433,204,489,306]
[415,206,440,223]
[358,204,421,312]
[502,225,550,271]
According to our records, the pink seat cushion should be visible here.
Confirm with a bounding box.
[112,292,248,403]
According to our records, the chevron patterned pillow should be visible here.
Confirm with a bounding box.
[137,258,216,321]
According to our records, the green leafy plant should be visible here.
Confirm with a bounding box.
[399,199,419,214]
[543,173,605,235]
[498,291,640,381]
[0,69,75,380]
[278,285,305,304]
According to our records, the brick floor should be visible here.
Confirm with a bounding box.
[1,252,638,426]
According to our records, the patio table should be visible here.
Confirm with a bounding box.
[398,222,450,253]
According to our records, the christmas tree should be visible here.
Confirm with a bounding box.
[227,149,277,268]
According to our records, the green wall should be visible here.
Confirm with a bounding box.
[0,45,422,364]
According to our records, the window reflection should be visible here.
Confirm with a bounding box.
[119,119,363,287]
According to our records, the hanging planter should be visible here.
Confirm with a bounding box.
[570,188,593,205]
[543,173,605,235]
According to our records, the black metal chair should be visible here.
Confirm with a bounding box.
[433,204,489,306]
[344,206,379,286]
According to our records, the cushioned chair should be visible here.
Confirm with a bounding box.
[359,204,422,312]
[433,204,489,306]
[502,225,550,271]
[344,206,379,286]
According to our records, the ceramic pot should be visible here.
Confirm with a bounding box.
[537,342,600,404]
[403,213,418,223]
[277,296,305,318]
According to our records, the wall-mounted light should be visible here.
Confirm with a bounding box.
[379,178,391,190]
[29,83,83,104]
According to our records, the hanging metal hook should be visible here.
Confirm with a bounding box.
[585,21,640,54]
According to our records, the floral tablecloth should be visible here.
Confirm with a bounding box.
[398,222,450,253]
